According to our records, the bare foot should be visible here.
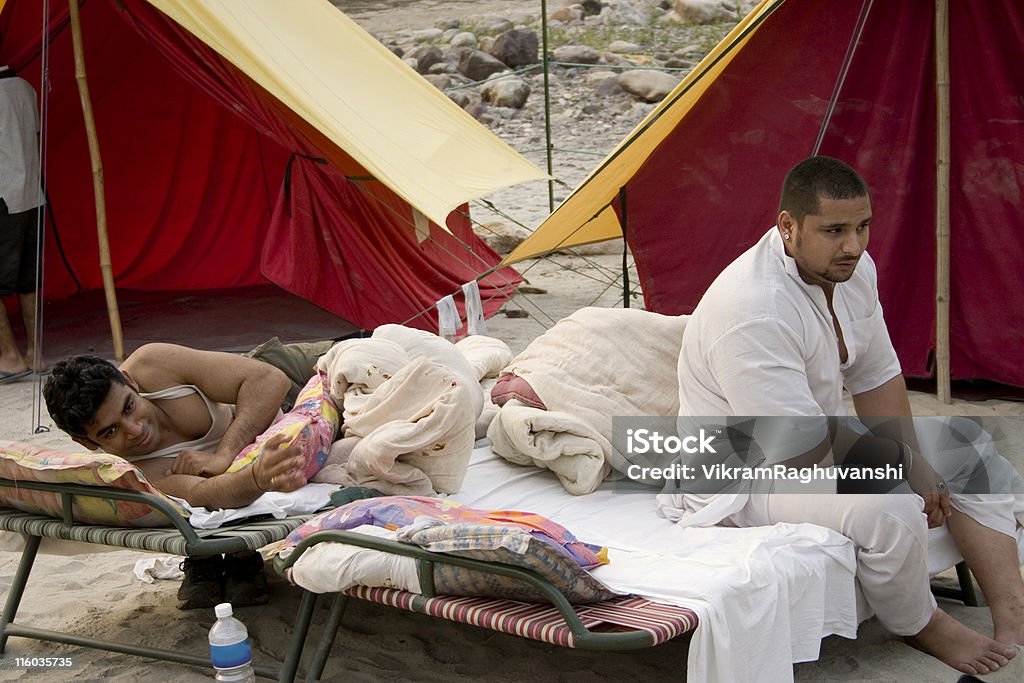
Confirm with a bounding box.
[906,608,1017,675]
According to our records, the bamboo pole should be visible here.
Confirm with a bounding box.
[934,0,951,403]
[68,0,124,361]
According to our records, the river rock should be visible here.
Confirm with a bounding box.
[552,45,601,65]
[672,0,739,24]
[608,40,642,54]
[412,27,444,43]
[618,69,680,102]
[459,49,509,81]
[422,74,453,90]
[450,31,478,49]
[481,77,532,109]
[488,30,539,68]
[414,46,444,73]
[478,18,515,35]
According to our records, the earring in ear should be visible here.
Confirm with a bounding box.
[783,233,791,240]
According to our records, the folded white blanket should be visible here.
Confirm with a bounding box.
[487,400,610,495]
[489,308,687,493]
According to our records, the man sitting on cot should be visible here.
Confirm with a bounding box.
[668,156,1023,675]
[42,343,315,609]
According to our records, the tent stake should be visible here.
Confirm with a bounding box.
[68,0,124,361]
[934,0,951,403]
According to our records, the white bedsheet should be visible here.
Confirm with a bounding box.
[446,444,858,683]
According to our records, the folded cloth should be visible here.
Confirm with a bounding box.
[342,357,477,495]
[490,308,687,493]
[487,400,610,495]
[133,556,185,583]
[178,483,339,529]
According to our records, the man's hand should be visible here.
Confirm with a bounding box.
[251,433,307,493]
[166,449,234,478]
[906,449,952,528]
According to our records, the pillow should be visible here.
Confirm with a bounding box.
[228,372,340,480]
[490,373,546,410]
[0,440,187,527]
[404,521,619,604]
[278,496,618,604]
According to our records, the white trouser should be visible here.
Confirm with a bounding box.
[731,493,936,635]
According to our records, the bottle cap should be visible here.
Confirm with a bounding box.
[214,603,233,619]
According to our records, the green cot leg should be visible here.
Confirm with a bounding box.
[0,533,41,654]
[956,561,981,607]
[277,589,318,683]
[305,593,350,683]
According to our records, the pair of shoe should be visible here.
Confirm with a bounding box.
[177,551,270,610]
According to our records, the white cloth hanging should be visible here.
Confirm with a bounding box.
[436,294,460,338]
[461,280,486,335]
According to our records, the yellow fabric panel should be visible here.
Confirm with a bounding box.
[502,0,781,264]
[145,0,546,230]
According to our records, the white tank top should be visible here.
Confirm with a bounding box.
[122,384,234,462]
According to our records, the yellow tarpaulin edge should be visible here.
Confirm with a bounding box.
[502,0,784,264]
[146,0,547,231]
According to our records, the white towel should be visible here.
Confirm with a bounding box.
[461,280,486,335]
[436,294,460,338]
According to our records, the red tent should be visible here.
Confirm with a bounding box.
[516,0,1024,388]
[0,0,528,333]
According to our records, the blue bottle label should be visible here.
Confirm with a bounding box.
[210,641,253,669]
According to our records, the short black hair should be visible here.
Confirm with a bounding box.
[43,355,128,439]
[779,156,869,223]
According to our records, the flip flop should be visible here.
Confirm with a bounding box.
[0,369,32,385]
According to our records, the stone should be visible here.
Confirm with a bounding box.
[422,74,454,90]
[618,69,680,102]
[580,0,603,15]
[479,36,497,53]
[672,0,738,24]
[594,76,625,97]
[435,18,461,31]
[481,77,532,109]
[585,70,619,85]
[549,6,585,24]
[450,31,478,49]
[411,27,444,43]
[478,18,515,35]
[458,49,510,82]
[488,30,540,68]
[447,91,471,108]
[552,45,601,65]
[608,40,642,54]
[427,61,455,75]
[664,57,695,70]
[414,46,444,74]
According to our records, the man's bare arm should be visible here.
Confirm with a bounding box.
[123,343,290,463]
[852,374,951,526]
[141,434,306,509]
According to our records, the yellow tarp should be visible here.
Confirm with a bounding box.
[147,0,546,230]
[502,0,781,264]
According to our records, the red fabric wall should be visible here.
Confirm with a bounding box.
[621,0,1024,387]
[0,0,519,331]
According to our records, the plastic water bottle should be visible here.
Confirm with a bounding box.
[209,602,256,682]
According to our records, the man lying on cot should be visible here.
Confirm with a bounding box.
[42,342,329,609]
